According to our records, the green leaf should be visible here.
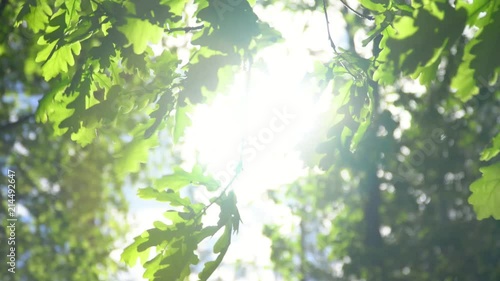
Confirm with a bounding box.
[65,18,94,44]
[121,235,150,267]
[480,133,500,161]
[451,4,500,102]
[457,0,497,26]
[181,54,240,104]
[468,162,500,220]
[36,80,70,123]
[145,230,199,281]
[197,225,221,241]
[359,0,386,12]
[118,17,164,54]
[162,0,186,16]
[163,210,187,225]
[137,187,191,206]
[350,84,373,152]
[374,4,467,85]
[213,223,232,253]
[70,125,96,147]
[137,228,170,252]
[18,0,53,33]
[196,0,259,51]
[36,41,82,81]
[450,38,479,102]
[145,92,173,138]
[173,101,192,143]
[469,8,500,82]
[217,191,241,232]
[36,81,76,136]
[198,223,232,281]
[154,168,192,191]
[153,220,169,230]
[154,165,219,191]
[137,187,161,199]
[114,136,159,177]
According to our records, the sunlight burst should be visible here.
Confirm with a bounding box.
[183,50,329,203]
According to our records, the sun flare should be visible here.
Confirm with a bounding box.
[182,49,331,203]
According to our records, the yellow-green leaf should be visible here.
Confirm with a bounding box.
[480,133,500,161]
[118,18,164,54]
[22,0,53,33]
[468,162,500,220]
[36,41,82,81]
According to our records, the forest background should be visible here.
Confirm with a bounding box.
[1,0,500,280]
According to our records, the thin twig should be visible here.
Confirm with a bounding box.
[340,0,374,20]
[322,0,339,55]
[195,163,242,220]
[322,0,358,78]
[167,25,204,33]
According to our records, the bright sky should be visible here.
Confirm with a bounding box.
[116,2,346,280]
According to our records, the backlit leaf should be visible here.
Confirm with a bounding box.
[469,7,500,82]
[154,165,219,191]
[199,223,232,281]
[480,133,500,161]
[118,18,164,54]
[121,235,150,267]
[36,41,82,81]
[18,0,53,33]
[468,162,500,219]
[173,101,192,143]
[114,136,159,177]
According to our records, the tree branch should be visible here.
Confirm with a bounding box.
[166,25,204,33]
[0,114,34,131]
[340,0,374,20]
[322,0,339,54]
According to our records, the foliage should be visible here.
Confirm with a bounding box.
[469,162,500,219]
[264,0,500,280]
[2,0,500,280]
[1,1,128,280]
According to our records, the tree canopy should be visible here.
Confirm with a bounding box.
[1,0,500,280]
